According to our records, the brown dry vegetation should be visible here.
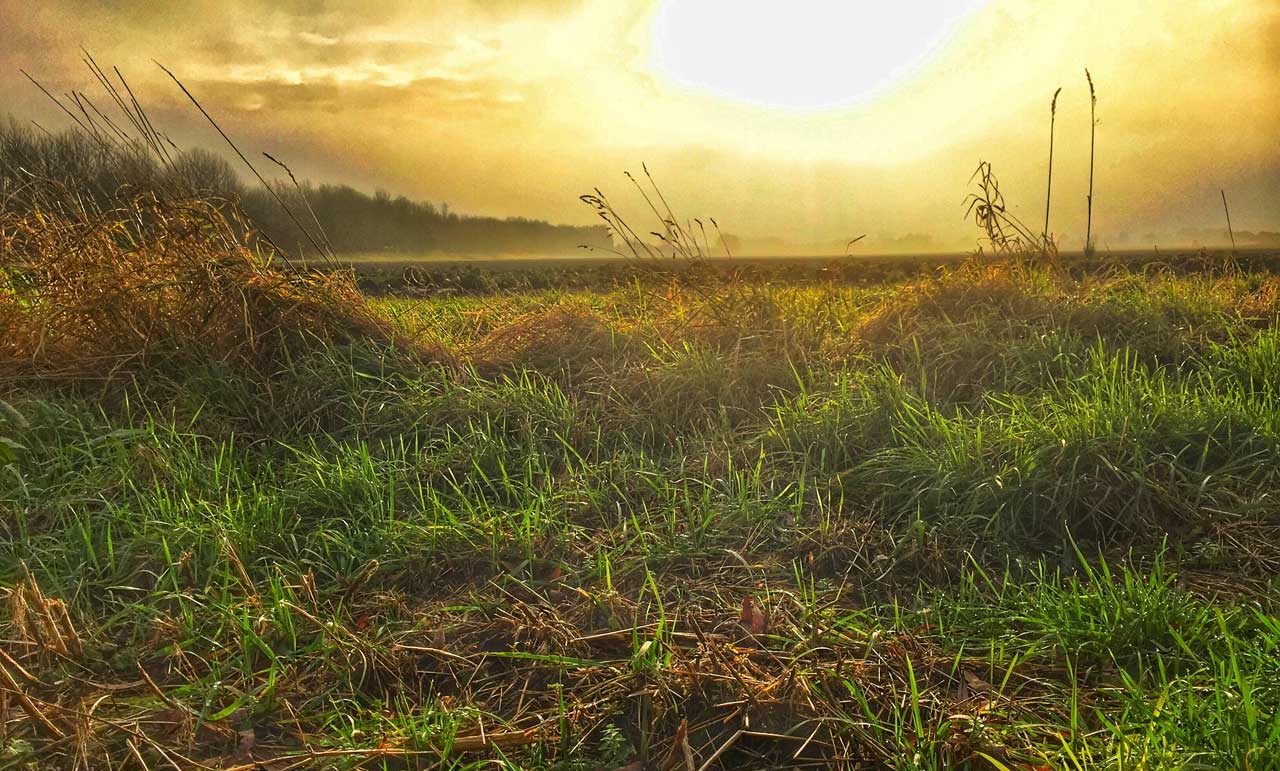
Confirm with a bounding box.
[0,192,453,384]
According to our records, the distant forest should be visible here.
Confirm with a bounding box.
[246,183,613,257]
[0,120,612,257]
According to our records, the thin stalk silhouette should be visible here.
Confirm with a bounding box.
[1221,189,1237,254]
[1085,69,1097,256]
[1043,87,1062,253]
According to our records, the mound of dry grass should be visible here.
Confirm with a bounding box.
[0,193,450,383]
[849,261,1060,350]
[464,285,804,385]
[851,259,1280,355]
[468,301,632,373]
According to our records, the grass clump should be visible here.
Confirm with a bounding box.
[0,192,443,383]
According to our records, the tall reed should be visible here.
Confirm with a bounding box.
[1085,69,1097,256]
[1221,189,1238,254]
[1043,87,1062,250]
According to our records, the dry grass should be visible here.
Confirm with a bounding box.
[850,258,1280,353]
[0,192,450,383]
[849,261,1057,350]
[1,57,453,386]
[469,301,631,374]
[0,553,1039,769]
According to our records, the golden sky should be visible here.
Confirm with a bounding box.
[2,0,1277,252]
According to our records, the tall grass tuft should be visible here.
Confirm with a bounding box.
[964,161,1051,262]
[579,165,796,340]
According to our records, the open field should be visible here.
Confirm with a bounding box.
[339,249,1280,296]
[5,5,1278,767]
[5,241,1280,767]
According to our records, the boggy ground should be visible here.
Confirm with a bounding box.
[4,258,1280,769]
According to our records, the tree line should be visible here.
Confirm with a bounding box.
[247,182,611,257]
[0,119,611,257]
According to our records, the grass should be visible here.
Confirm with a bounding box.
[4,56,1278,769]
[4,255,1280,768]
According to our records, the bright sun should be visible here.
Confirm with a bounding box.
[650,0,988,111]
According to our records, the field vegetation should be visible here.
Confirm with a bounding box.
[2,72,1280,770]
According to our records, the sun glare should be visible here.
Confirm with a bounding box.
[650,0,988,111]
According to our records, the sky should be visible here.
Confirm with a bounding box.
[1,0,1277,253]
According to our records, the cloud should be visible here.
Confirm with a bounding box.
[186,73,533,117]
